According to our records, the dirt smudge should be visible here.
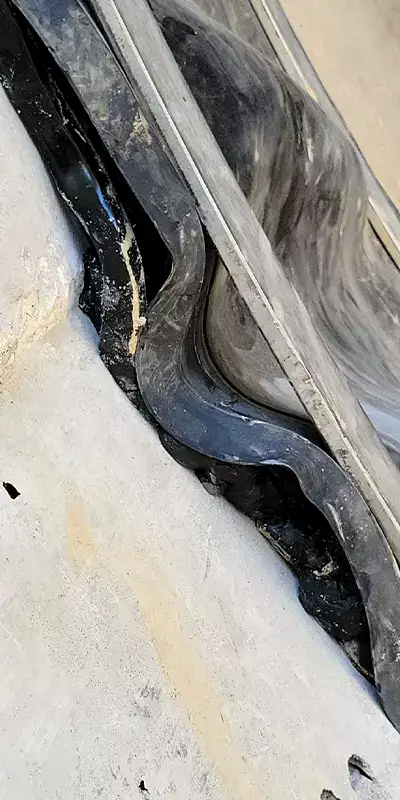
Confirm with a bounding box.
[66,493,95,567]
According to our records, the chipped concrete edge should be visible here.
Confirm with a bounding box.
[0,85,84,382]
[0,249,83,380]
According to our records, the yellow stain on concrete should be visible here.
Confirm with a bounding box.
[119,551,270,800]
[66,493,95,567]
[65,494,271,800]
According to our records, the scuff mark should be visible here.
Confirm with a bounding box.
[327,502,346,543]
[132,109,153,145]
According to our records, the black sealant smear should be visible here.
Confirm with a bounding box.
[3,482,20,499]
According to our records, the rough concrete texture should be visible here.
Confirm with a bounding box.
[0,86,82,379]
[280,0,400,209]
[1,313,400,800]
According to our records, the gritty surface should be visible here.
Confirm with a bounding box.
[0,85,82,378]
[280,0,400,209]
[0,312,399,800]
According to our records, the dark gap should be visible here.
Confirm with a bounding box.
[10,3,172,304]
[3,482,20,499]
[160,431,372,674]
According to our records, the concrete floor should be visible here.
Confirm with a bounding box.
[0,42,400,800]
[2,313,400,800]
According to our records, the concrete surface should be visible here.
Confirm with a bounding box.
[280,0,400,209]
[0,59,400,800]
[1,312,400,800]
[0,86,82,379]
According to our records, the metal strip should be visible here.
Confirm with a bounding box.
[89,0,400,556]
